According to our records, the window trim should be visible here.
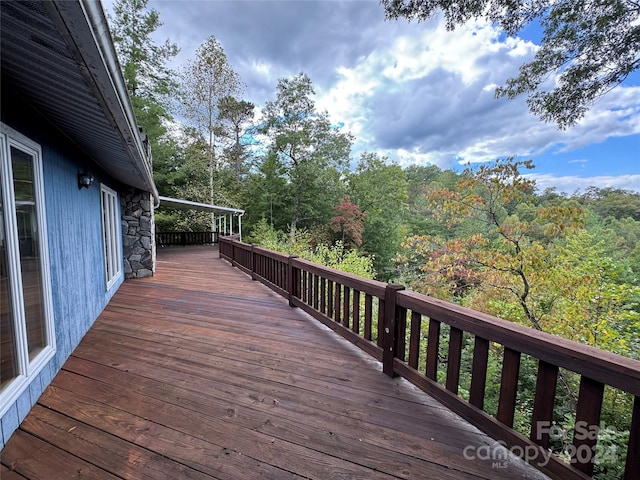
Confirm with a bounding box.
[0,123,55,418]
[100,183,121,290]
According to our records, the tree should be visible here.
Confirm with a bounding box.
[548,230,640,357]
[217,96,255,177]
[329,196,366,248]
[108,0,181,201]
[348,153,408,279]
[242,152,292,233]
[397,158,586,331]
[381,0,640,128]
[109,0,179,101]
[181,36,242,220]
[579,187,640,221]
[260,73,353,235]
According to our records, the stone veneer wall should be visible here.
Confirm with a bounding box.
[121,187,156,279]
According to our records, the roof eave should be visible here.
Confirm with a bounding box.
[46,0,159,203]
[158,196,245,215]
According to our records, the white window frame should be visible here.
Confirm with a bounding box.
[0,123,56,418]
[100,184,121,290]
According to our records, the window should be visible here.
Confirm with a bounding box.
[100,184,121,289]
[0,123,55,416]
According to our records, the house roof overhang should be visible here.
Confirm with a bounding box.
[158,196,245,216]
[0,0,158,202]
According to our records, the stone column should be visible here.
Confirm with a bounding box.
[121,187,156,279]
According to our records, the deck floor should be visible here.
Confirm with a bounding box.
[1,246,549,479]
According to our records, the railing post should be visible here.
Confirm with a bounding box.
[287,255,299,307]
[382,284,405,378]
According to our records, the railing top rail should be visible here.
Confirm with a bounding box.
[252,244,290,263]
[398,290,640,396]
[157,231,217,234]
[293,257,387,297]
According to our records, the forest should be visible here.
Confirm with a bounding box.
[108,1,639,478]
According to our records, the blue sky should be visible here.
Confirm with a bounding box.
[104,0,640,193]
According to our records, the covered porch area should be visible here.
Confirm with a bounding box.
[1,246,548,479]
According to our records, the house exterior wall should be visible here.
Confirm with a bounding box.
[0,92,126,447]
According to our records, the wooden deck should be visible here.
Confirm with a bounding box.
[1,246,550,479]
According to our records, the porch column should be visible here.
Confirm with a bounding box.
[121,187,155,279]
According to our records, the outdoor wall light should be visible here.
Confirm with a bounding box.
[78,171,94,189]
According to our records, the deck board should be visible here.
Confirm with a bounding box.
[1,246,550,479]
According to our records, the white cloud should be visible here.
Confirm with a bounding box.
[105,0,639,179]
[527,174,640,194]
[312,15,640,169]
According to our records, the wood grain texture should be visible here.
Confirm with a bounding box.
[1,246,550,480]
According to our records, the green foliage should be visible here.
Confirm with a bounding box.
[109,0,179,101]
[108,0,182,202]
[245,217,285,249]
[217,96,255,177]
[247,220,376,279]
[259,73,353,234]
[580,187,640,221]
[348,153,408,279]
[394,158,637,479]
[181,35,241,159]
[381,0,640,128]
[396,158,640,362]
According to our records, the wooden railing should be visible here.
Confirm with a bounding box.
[219,236,640,480]
[156,231,218,247]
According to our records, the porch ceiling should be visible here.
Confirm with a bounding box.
[0,1,157,199]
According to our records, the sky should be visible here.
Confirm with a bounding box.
[104,0,640,194]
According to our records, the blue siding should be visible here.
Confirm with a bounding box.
[43,142,123,370]
[1,97,125,447]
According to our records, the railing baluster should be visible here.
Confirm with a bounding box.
[320,277,327,314]
[396,306,407,362]
[280,259,285,289]
[376,298,385,347]
[625,395,640,480]
[313,274,319,310]
[408,311,421,369]
[302,270,307,303]
[446,327,463,394]
[573,376,604,476]
[530,361,558,448]
[352,290,360,334]
[327,280,334,318]
[364,293,372,340]
[334,283,342,323]
[342,285,350,328]
[497,348,521,428]
[425,318,440,381]
[469,336,489,410]
[250,245,256,280]
[287,256,298,307]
